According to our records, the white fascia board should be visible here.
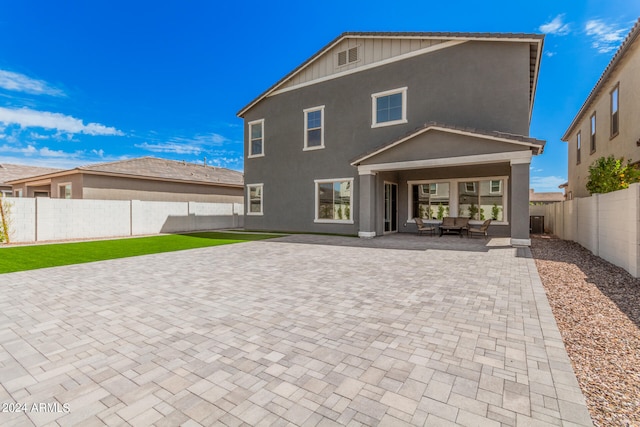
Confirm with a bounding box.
[357,150,531,174]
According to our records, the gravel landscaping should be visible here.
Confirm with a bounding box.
[530,236,640,427]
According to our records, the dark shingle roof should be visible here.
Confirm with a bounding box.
[237,31,544,118]
[350,122,546,165]
[76,157,243,186]
[0,163,63,186]
[562,18,640,140]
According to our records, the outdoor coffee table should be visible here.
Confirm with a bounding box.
[439,225,465,238]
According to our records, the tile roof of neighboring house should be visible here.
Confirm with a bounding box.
[0,163,63,186]
[562,18,640,140]
[6,157,244,187]
[350,122,546,165]
[237,31,544,118]
[529,189,565,203]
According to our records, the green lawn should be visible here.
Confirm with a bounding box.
[0,231,283,274]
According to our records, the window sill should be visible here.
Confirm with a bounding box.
[314,219,354,224]
[610,132,619,141]
[247,212,263,216]
[248,153,265,159]
[371,119,407,129]
[304,145,325,151]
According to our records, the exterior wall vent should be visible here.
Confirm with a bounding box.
[337,46,359,67]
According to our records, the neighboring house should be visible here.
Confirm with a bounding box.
[562,18,640,199]
[0,163,63,197]
[529,189,564,205]
[7,157,244,203]
[238,32,545,245]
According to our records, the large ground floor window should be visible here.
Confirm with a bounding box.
[409,177,506,223]
[315,178,353,223]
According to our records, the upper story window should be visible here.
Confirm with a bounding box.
[371,87,407,128]
[610,84,619,138]
[304,106,324,150]
[590,112,596,153]
[576,131,581,164]
[490,180,502,194]
[248,119,264,158]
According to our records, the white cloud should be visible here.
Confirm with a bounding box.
[0,70,64,96]
[0,107,123,136]
[531,175,567,192]
[544,51,556,58]
[585,19,628,53]
[135,142,202,155]
[539,15,571,35]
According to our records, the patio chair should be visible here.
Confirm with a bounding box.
[414,217,436,236]
[468,219,492,238]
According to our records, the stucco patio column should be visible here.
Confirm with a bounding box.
[510,159,531,246]
[358,172,376,238]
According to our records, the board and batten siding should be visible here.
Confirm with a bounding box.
[278,38,446,91]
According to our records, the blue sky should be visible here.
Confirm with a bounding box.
[1,1,639,192]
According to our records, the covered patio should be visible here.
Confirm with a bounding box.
[351,123,545,246]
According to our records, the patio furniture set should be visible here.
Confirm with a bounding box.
[415,217,492,238]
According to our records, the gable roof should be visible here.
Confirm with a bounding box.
[350,122,545,165]
[562,18,640,141]
[0,163,63,186]
[7,157,244,187]
[237,31,544,120]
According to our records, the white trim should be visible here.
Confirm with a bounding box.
[358,231,376,238]
[13,189,23,197]
[510,238,531,246]
[265,41,466,101]
[314,178,354,223]
[246,183,264,216]
[358,151,532,175]
[371,87,408,128]
[248,119,265,158]
[303,105,325,151]
[510,155,532,165]
[352,125,541,165]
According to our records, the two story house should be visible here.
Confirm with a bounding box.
[562,18,640,199]
[238,32,545,245]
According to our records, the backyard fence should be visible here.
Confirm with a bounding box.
[542,182,640,277]
[3,198,244,244]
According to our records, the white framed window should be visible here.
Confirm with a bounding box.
[371,87,407,128]
[248,119,264,158]
[407,177,509,224]
[304,106,324,150]
[13,189,22,197]
[59,183,72,199]
[247,184,263,215]
[314,178,354,224]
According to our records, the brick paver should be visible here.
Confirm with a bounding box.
[0,234,593,426]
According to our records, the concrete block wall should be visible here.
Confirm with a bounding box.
[544,183,640,277]
[3,198,245,244]
[2,198,36,243]
[37,198,131,241]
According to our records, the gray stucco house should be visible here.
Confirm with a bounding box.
[238,32,545,245]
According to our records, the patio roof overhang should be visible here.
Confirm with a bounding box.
[355,150,532,175]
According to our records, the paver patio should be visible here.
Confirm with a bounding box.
[0,234,593,426]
